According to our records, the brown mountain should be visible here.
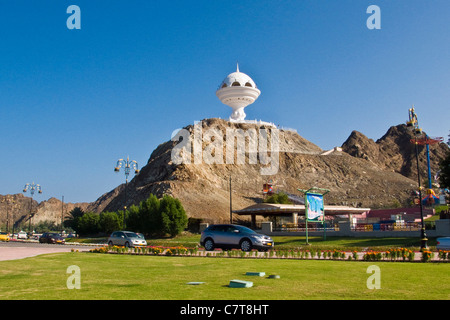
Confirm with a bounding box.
[87,118,427,222]
[0,193,89,230]
[341,124,448,184]
[4,120,446,227]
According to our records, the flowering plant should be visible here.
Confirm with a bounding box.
[421,250,433,262]
[363,251,382,261]
[438,250,450,261]
[150,247,163,255]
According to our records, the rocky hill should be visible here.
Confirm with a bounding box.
[4,119,446,227]
[341,124,448,184]
[0,193,89,230]
[87,118,437,222]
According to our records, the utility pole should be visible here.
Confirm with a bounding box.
[229,176,232,224]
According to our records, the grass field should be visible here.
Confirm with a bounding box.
[0,251,448,300]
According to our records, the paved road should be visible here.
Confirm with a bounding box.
[0,241,92,261]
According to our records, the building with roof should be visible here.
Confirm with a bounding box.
[233,202,370,229]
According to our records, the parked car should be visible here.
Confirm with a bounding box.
[0,232,10,242]
[107,231,147,247]
[17,231,28,240]
[39,233,65,244]
[436,237,450,250]
[200,224,274,252]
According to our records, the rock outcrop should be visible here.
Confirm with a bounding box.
[0,193,89,229]
[4,120,446,227]
[88,119,430,222]
[341,124,448,182]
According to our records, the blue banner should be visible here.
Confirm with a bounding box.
[306,193,324,221]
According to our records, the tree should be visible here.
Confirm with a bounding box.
[140,194,161,235]
[76,212,100,236]
[34,220,60,233]
[126,194,161,236]
[125,204,141,232]
[64,207,84,231]
[263,192,292,204]
[159,195,188,237]
[124,194,187,237]
[99,211,122,234]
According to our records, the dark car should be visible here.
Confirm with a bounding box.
[39,232,65,244]
[200,224,274,252]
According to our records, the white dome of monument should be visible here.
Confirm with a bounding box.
[218,65,258,89]
[216,64,261,121]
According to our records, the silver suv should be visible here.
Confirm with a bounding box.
[107,231,147,247]
[200,224,274,252]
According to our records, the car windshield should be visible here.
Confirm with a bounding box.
[235,226,256,234]
[124,232,140,238]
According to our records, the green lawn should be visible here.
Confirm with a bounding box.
[0,252,448,300]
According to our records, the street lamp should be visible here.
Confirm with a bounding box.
[114,156,139,225]
[23,182,42,233]
[406,107,428,250]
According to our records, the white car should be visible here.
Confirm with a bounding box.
[17,231,28,239]
[436,237,450,250]
[107,231,147,247]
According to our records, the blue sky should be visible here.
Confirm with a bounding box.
[1,1,449,203]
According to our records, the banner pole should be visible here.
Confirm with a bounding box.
[305,218,309,245]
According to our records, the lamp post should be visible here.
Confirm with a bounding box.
[229,176,232,224]
[61,195,65,235]
[406,107,428,250]
[23,182,42,234]
[10,201,18,238]
[114,156,139,226]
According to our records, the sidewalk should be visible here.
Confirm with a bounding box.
[0,245,89,261]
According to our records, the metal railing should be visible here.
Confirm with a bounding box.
[271,221,436,232]
[273,223,337,232]
[351,222,423,232]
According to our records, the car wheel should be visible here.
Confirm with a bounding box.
[108,241,113,246]
[240,239,252,252]
[125,242,130,248]
[204,239,215,251]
